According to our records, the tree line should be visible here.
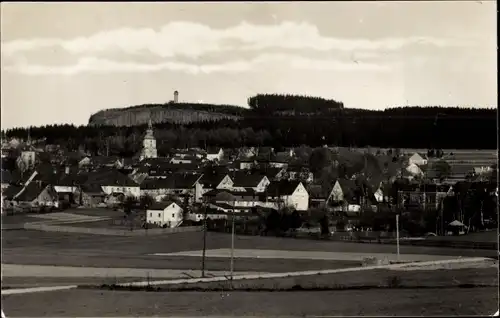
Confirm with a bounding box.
[3,94,497,155]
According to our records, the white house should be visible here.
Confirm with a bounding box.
[408,153,428,166]
[265,180,309,211]
[206,148,224,162]
[146,201,184,228]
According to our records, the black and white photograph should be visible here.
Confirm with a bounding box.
[1,1,498,317]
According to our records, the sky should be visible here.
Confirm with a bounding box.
[1,1,497,129]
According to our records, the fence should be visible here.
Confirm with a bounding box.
[23,222,203,236]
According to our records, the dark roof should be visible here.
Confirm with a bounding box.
[89,156,120,165]
[307,184,326,199]
[149,200,180,210]
[140,178,174,190]
[266,180,302,196]
[199,172,228,188]
[85,170,138,187]
[1,170,13,184]
[80,183,105,195]
[232,171,267,187]
[2,185,23,199]
[56,173,87,186]
[142,173,202,190]
[206,147,223,154]
[139,158,172,167]
[15,182,56,202]
[256,167,283,179]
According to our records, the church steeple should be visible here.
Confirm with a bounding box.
[140,116,158,160]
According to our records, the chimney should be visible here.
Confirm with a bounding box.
[65,166,70,174]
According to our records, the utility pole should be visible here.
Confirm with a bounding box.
[201,196,208,277]
[229,197,236,288]
[396,214,400,262]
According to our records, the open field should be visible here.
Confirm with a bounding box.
[2,230,497,272]
[2,287,498,316]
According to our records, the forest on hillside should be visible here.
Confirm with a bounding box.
[4,94,497,156]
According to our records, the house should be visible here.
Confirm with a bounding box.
[284,166,314,184]
[397,183,451,210]
[206,147,224,162]
[85,170,140,198]
[408,153,428,166]
[231,172,270,193]
[186,208,229,222]
[74,184,106,208]
[237,147,257,159]
[258,167,287,181]
[78,156,123,169]
[146,201,184,228]
[265,180,309,211]
[141,173,203,203]
[1,185,23,210]
[307,184,327,209]
[203,188,273,212]
[105,192,125,207]
[326,179,364,214]
[275,148,295,160]
[170,155,197,164]
[268,160,288,169]
[52,172,88,205]
[373,182,390,203]
[140,178,176,202]
[12,181,59,209]
[405,163,425,177]
[199,172,233,193]
[236,160,256,170]
[16,145,37,171]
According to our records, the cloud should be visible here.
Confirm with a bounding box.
[1,21,474,59]
[3,53,392,76]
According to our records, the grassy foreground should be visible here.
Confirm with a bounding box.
[2,288,497,316]
[87,266,498,292]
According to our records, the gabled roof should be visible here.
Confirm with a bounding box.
[266,180,302,196]
[232,171,267,188]
[15,182,56,202]
[206,147,223,154]
[149,200,180,210]
[199,172,229,188]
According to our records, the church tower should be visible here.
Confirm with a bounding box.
[140,118,158,160]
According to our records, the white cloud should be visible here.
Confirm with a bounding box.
[1,21,474,59]
[3,53,393,76]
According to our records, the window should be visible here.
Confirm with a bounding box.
[172,213,175,218]
[158,213,161,217]
[149,213,152,217]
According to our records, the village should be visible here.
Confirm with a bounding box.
[1,118,497,240]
